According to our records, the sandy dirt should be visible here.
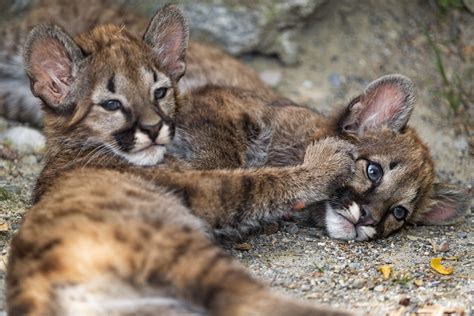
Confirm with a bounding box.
[0,0,472,315]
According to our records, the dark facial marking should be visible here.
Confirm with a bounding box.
[107,75,115,93]
[113,125,137,152]
[389,161,399,170]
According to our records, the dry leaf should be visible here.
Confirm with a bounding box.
[378,264,392,279]
[430,257,453,275]
[416,304,464,315]
[0,221,9,232]
[234,242,252,251]
[414,279,424,287]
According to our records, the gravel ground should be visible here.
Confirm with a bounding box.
[0,0,473,315]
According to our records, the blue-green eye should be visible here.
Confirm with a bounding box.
[392,206,408,220]
[154,87,168,100]
[367,162,383,183]
[100,99,122,111]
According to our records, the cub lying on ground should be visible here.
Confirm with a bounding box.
[7,5,354,316]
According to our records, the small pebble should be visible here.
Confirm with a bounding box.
[259,69,283,87]
[349,262,361,269]
[21,155,37,165]
[352,278,365,289]
[399,297,410,306]
[374,285,384,292]
[437,240,449,253]
[0,126,45,154]
[284,223,299,234]
[457,232,467,239]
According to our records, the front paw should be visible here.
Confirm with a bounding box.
[303,137,356,189]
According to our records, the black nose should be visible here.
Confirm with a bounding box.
[357,207,374,226]
[139,121,162,141]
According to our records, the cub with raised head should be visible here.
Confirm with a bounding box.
[7,5,354,316]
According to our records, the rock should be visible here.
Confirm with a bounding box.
[399,297,410,306]
[0,118,8,131]
[348,262,361,269]
[21,154,37,165]
[263,222,279,235]
[457,232,468,239]
[284,222,299,234]
[127,0,327,64]
[0,183,21,195]
[374,285,384,292]
[0,126,45,154]
[463,0,474,13]
[259,69,283,87]
[328,73,343,88]
[352,278,365,289]
[437,240,449,253]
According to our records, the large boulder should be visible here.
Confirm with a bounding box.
[2,0,326,64]
[127,0,327,65]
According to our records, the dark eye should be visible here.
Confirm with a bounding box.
[154,87,168,100]
[392,206,408,220]
[100,99,122,111]
[367,162,383,183]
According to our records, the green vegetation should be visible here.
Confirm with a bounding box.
[424,28,464,113]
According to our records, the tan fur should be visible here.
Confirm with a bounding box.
[7,6,354,316]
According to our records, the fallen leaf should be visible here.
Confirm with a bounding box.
[234,242,252,251]
[378,264,392,279]
[416,304,465,315]
[414,279,424,287]
[430,257,453,275]
[0,221,9,232]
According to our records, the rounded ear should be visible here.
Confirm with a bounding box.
[339,74,416,135]
[143,4,189,82]
[23,24,83,112]
[409,183,469,226]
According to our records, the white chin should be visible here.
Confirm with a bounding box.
[324,203,376,241]
[114,145,166,166]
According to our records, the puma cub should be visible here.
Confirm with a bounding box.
[7,5,353,316]
[0,0,467,241]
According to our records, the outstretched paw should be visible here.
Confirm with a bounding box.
[303,137,356,189]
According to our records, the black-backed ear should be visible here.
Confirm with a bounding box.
[341,74,416,135]
[410,183,469,225]
[143,4,189,82]
[23,25,83,111]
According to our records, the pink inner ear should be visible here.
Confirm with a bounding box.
[30,38,72,104]
[425,202,458,222]
[359,84,405,129]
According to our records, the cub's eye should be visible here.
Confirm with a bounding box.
[367,162,383,183]
[100,99,122,111]
[154,87,168,100]
[392,206,408,220]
